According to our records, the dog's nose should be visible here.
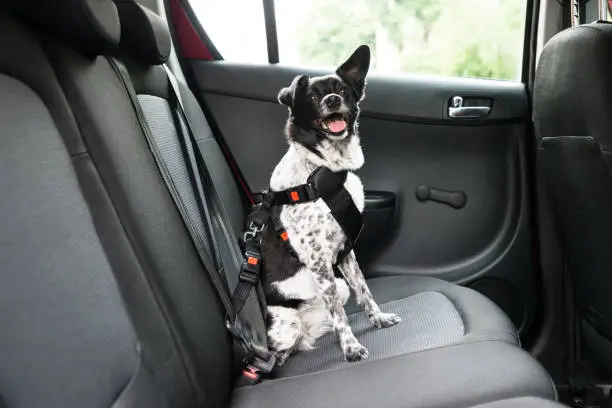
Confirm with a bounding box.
[324,94,342,110]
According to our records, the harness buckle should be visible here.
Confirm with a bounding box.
[241,365,261,383]
[243,220,265,243]
[280,184,318,204]
[239,250,261,285]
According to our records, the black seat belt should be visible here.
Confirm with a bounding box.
[161,65,274,375]
[564,257,589,407]
[109,58,274,377]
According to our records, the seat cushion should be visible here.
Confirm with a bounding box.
[232,341,555,408]
[273,275,518,377]
[470,397,566,408]
[356,275,518,345]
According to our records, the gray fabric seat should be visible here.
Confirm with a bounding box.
[351,275,518,344]
[232,342,554,408]
[469,398,569,408]
[0,1,555,407]
[534,21,612,376]
[277,275,516,377]
[0,9,193,408]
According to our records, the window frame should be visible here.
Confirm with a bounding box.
[179,0,223,60]
[183,0,540,84]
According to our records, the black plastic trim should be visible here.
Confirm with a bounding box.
[262,0,279,64]
[523,0,541,88]
[364,191,396,211]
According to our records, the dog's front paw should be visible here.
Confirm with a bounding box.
[343,342,369,362]
[370,312,402,328]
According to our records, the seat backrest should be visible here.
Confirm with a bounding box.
[0,4,196,407]
[110,0,270,363]
[111,0,270,334]
[115,0,246,237]
[2,0,239,406]
[533,22,612,344]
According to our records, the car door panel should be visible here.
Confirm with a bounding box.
[190,61,537,334]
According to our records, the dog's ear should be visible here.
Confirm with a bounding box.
[277,75,309,108]
[336,45,370,100]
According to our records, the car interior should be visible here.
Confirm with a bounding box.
[1,0,612,407]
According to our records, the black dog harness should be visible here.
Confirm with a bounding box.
[232,167,364,314]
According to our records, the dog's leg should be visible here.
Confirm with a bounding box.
[335,277,350,305]
[307,256,369,362]
[281,207,366,361]
[339,251,401,328]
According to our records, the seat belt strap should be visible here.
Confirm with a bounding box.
[271,184,318,205]
[232,194,276,314]
[162,68,269,313]
[110,58,234,315]
[111,58,274,375]
[162,65,274,374]
[564,257,589,407]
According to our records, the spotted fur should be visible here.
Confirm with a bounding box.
[262,45,401,365]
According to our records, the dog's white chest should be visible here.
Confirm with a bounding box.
[271,268,318,300]
[343,172,365,213]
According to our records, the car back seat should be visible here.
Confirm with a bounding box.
[114,0,526,376]
[1,1,556,407]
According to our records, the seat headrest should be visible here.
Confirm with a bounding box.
[534,22,612,149]
[114,0,171,65]
[9,0,120,56]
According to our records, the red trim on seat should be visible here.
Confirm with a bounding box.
[168,0,214,60]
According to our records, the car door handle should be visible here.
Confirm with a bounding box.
[416,185,467,209]
[448,96,491,119]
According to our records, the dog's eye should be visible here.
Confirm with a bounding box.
[311,95,319,102]
[339,89,347,96]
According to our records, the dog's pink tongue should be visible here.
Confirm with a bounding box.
[328,120,346,133]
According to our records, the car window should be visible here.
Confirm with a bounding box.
[190,0,528,81]
[189,0,269,63]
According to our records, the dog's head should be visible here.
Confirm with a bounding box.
[278,45,370,150]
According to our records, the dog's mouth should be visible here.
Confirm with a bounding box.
[315,112,348,136]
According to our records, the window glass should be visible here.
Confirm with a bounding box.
[190,0,268,63]
[192,0,528,80]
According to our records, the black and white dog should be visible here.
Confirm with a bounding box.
[261,45,401,366]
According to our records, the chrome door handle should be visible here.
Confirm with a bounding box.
[448,96,491,118]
